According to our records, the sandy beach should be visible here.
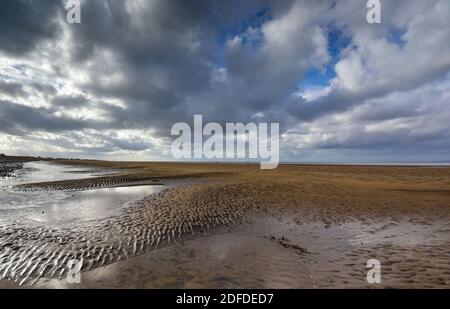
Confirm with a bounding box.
[0,159,449,288]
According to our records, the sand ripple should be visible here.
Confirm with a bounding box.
[1,171,449,288]
[14,174,161,191]
[0,183,263,285]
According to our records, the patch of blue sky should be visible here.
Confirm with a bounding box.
[215,7,272,67]
[218,7,272,46]
[299,26,351,89]
[387,26,407,48]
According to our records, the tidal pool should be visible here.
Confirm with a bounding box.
[0,161,164,225]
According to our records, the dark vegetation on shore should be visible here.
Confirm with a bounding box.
[0,154,48,164]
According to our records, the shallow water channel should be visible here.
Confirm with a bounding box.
[0,161,164,225]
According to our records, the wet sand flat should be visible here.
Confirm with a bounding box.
[0,161,449,288]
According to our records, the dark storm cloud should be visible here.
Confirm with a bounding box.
[0,100,108,135]
[59,0,223,135]
[70,0,219,86]
[0,0,63,56]
[63,0,298,135]
[82,2,317,115]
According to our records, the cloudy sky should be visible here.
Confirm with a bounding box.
[0,0,449,162]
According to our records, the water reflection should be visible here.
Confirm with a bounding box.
[0,161,164,225]
[26,185,163,224]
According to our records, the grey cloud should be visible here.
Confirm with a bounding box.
[62,0,224,134]
[0,80,28,98]
[52,95,89,108]
[350,99,420,122]
[29,82,58,97]
[0,0,62,56]
[0,100,110,135]
[39,131,152,154]
[288,78,450,158]
[108,136,151,152]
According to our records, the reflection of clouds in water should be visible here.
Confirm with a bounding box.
[7,162,99,185]
[0,162,163,224]
[0,185,164,224]
[1,161,104,207]
[33,185,164,224]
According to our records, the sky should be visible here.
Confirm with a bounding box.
[0,0,449,163]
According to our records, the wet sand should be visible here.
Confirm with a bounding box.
[0,161,449,288]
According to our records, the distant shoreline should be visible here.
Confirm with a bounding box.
[2,154,450,168]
